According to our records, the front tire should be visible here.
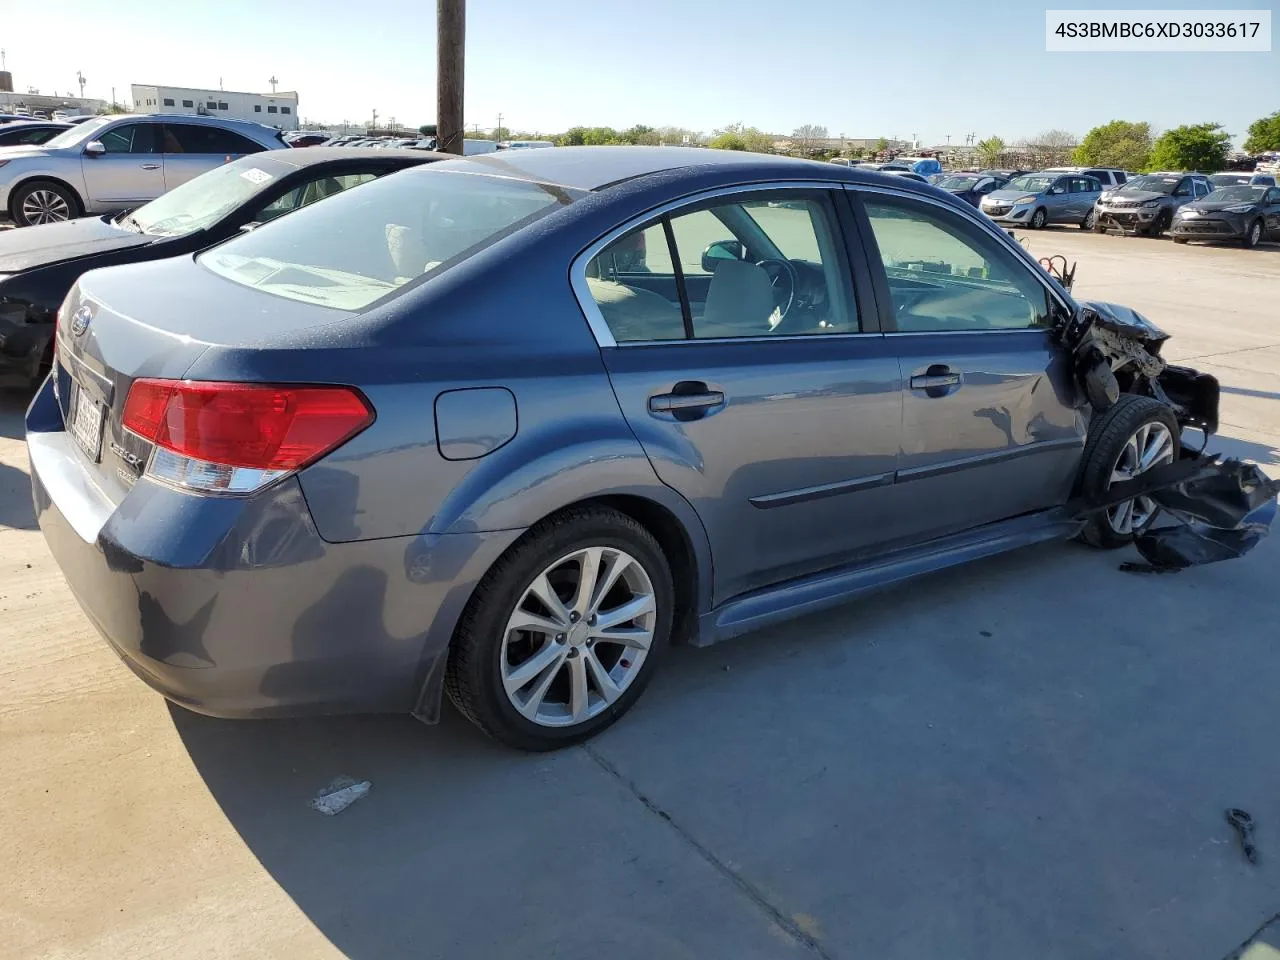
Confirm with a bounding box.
[10,179,80,227]
[1077,395,1181,549]
[445,506,673,751]
[1243,219,1263,249]
[1030,207,1048,229]
[1081,208,1096,231]
[1146,209,1172,238]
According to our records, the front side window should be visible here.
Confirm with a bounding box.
[99,123,156,154]
[863,196,1051,333]
[585,191,858,342]
[200,169,578,311]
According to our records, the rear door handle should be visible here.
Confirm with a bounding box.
[140,163,160,170]
[909,364,963,396]
[909,373,961,389]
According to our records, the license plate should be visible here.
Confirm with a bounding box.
[69,387,105,462]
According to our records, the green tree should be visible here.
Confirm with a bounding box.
[1148,123,1231,172]
[976,135,1006,167]
[622,124,659,145]
[418,123,437,136]
[1243,111,1280,154]
[1072,120,1152,171]
[709,130,748,150]
[874,137,889,156]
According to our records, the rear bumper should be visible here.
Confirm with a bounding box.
[27,381,522,719]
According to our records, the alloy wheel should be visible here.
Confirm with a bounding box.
[21,189,71,225]
[1106,422,1175,535]
[501,546,656,727]
[1248,222,1262,247]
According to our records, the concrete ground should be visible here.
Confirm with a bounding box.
[2,227,1280,960]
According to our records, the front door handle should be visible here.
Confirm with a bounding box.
[140,163,160,170]
[648,381,725,418]
[649,391,724,413]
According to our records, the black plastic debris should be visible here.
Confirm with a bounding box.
[1076,456,1280,572]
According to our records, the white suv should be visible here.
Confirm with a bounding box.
[0,113,286,227]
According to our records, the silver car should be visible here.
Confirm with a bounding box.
[0,114,286,227]
[979,173,1103,229]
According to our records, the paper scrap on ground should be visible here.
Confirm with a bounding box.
[309,776,371,816]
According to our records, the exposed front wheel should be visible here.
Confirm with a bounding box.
[1078,395,1181,550]
[1146,210,1172,238]
[1081,208,1096,231]
[445,507,673,750]
[10,180,79,227]
[1029,207,1048,229]
[1243,219,1263,249]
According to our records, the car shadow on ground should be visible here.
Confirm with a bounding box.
[0,460,35,529]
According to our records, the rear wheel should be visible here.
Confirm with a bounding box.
[445,506,673,751]
[10,180,80,227]
[1078,395,1181,549]
[1029,207,1048,229]
[1243,219,1263,249]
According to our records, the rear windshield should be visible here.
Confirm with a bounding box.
[199,169,578,310]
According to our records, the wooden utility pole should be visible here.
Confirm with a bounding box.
[437,0,465,155]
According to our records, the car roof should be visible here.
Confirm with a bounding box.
[425,146,845,191]
[257,146,449,168]
[90,112,281,136]
[0,119,70,129]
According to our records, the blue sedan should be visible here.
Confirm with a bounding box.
[29,147,1222,749]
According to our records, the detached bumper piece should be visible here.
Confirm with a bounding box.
[1080,456,1280,572]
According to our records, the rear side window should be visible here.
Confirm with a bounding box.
[201,170,577,310]
[163,123,264,155]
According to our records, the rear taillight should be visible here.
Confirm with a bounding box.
[122,379,374,494]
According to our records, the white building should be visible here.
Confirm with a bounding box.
[130,84,300,131]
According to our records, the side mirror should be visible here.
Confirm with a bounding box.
[701,239,744,273]
[239,222,263,234]
[83,140,105,157]
[1047,185,1065,195]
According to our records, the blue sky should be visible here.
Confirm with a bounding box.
[5,0,1276,145]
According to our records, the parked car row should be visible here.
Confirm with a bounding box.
[0,113,289,227]
[0,146,442,386]
[953,162,1280,248]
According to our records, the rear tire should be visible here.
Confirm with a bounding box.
[445,506,673,751]
[10,179,81,227]
[1077,395,1181,550]
[1030,207,1048,229]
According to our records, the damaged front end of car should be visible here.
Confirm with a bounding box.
[1056,299,1280,570]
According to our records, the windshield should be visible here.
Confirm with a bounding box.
[41,115,114,149]
[1120,175,1180,194]
[939,176,981,191]
[1007,176,1054,193]
[127,157,287,237]
[200,169,580,311]
[1204,186,1265,203]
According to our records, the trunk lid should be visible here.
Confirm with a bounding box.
[0,216,152,273]
[53,255,359,503]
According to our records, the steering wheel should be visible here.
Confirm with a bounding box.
[754,258,797,321]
